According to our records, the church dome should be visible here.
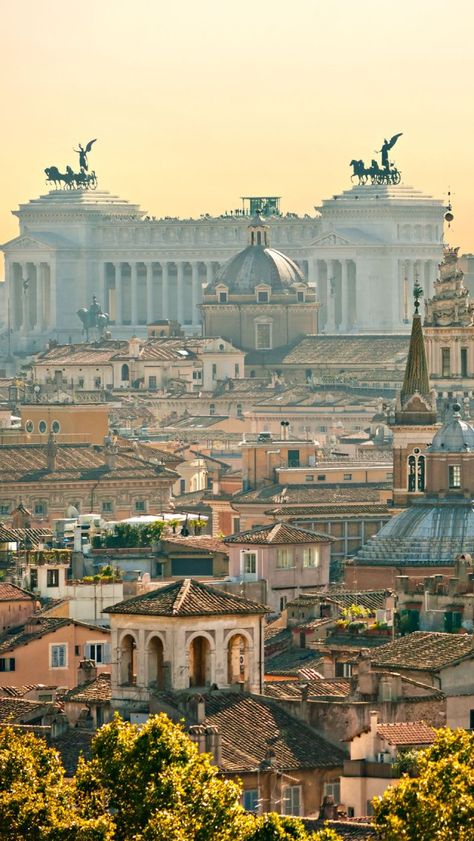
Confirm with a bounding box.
[430,405,474,453]
[210,216,305,294]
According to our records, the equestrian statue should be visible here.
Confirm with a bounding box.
[45,139,98,190]
[350,133,403,185]
[77,296,110,340]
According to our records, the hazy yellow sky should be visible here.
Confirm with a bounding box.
[1,0,474,266]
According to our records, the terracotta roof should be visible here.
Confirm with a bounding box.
[235,483,391,506]
[106,578,268,617]
[371,631,474,671]
[224,521,333,545]
[376,720,436,746]
[0,617,110,655]
[265,677,352,701]
[280,335,409,367]
[0,697,52,723]
[273,503,392,518]
[0,583,35,602]
[35,340,127,365]
[155,691,345,773]
[0,684,56,697]
[286,590,390,612]
[0,525,52,544]
[0,443,178,483]
[63,673,111,704]
[161,535,228,554]
[265,649,323,676]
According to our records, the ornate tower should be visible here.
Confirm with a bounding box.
[424,246,474,410]
[392,291,438,507]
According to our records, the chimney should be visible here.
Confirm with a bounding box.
[77,658,97,686]
[104,437,118,470]
[188,724,206,754]
[196,694,205,724]
[205,724,221,766]
[370,709,378,735]
[46,432,58,473]
[128,336,141,358]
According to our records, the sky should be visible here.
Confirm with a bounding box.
[1,0,474,266]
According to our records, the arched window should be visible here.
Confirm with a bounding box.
[120,634,136,685]
[227,633,249,685]
[147,636,164,689]
[407,450,425,492]
[189,635,211,687]
[121,363,130,381]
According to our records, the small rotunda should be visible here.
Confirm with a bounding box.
[201,215,318,352]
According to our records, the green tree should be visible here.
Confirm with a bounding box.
[373,728,474,841]
[0,727,113,840]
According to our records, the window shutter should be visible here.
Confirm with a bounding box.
[85,644,92,659]
[9,658,15,672]
[103,644,112,664]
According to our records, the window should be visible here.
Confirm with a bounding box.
[255,322,272,350]
[335,662,353,678]
[324,781,340,804]
[192,370,202,380]
[75,645,81,656]
[29,569,38,590]
[343,473,352,481]
[179,478,186,494]
[121,364,130,381]
[218,291,228,303]
[212,364,217,379]
[232,517,240,533]
[287,450,300,468]
[461,348,468,378]
[257,290,269,303]
[242,552,257,576]
[303,547,320,567]
[78,377,85,388]
[234,364,240,377]
[0,658,15,672]
[209,403,216,416]
[50,644,67,668]
[34,501,46,517]
[0,503,10,515]
[282,785,301,816]
[102,501,113,513]
[317,474,326,481]
[449,465,461,489]
[243,789,259,813]
[51,420,61,433]
[38,420,47,434]
[85,643,111,664]
[441,347,451,377]
[47,569,59,588]
[135,500,146,513]
[408,452,425,492]
[94,376,101,388]
[148,375,157,390]
[276,548,293,568]
[305,475,314,482]
[25,420,34,433]
[297,290,305,302]
[279,595,287,611]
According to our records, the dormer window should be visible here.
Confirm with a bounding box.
[297,289,305,303]
[219,291,228,303]
[256,284,270,304]
[216,284,228,304]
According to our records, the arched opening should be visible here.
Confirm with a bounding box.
[189,635,211,687]
[121,363,130,381]
[120,633,136,685]
[407,455,416,491]
[227,633,249,685]
[417,455,425,491]
[147,636,165,689]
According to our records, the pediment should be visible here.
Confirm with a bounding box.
[1,234,55,253]
[311,233,354,248]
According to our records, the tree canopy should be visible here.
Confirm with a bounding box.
[373,727,474,841]
[0,715,341,841]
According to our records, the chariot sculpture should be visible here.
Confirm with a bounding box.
[45,139,98,190]
[350,133,403,185]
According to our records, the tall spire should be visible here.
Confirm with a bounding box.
[396,289,437,425]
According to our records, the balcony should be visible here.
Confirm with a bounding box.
[343,759,397,779]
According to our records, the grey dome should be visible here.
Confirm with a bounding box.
[430,410,474,453]
[211,245,306,294]
[354,497,474,567]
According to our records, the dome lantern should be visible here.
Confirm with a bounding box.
[248,213,270,247]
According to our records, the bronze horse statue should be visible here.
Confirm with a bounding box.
[45,166,98,190]
[77,296,110,340]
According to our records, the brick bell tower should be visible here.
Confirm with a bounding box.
[392,286,438,507]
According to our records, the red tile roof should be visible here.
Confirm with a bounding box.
[371,631,474,672]
[161,535,228,554]
[376,720,436,746]
[106,578,268,617]
[224,521,333,545]
[63,673,111,704]
[0,583,35,602]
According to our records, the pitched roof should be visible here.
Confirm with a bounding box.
[235,482,391,506]
[264,677,352,701]
[105,578,268,617]
[161,535,228,554]
[0,583,35,602]
[376,720,436,746]
[400,313,431,406]
[224,522,333,545]
[63,673,111,704]
[371,631,474,671]
[0,617,109,655]
[0,696,55,723]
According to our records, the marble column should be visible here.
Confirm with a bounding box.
[177,263,184,324]
[35,263,43,331]
[340,259,348,331]
[206,261,213,287]
[114,262,122,325]
[191,262,200,326]
[326,259,336,332]
[162,262,169,319]
[20,262,28,334]
[101,262,107,315]
[145,261,153,322]
[130,262,138,325]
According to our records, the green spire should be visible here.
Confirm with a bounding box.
[400,311,430,406]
